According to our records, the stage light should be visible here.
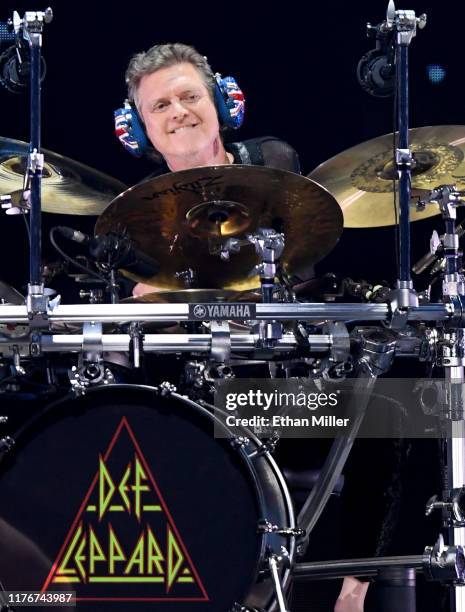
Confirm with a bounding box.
[426,64,446,84]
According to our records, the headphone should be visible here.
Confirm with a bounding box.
[114,73,245,158]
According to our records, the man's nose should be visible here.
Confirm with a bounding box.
[170,98,188,120]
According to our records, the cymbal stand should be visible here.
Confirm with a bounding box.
[246,229,284,304]
[11,9,53,324]
[359,4,425,307]
[415,185,465,611]
[212,229,285,346]
[247,229,285,349]
[390,6,425,308]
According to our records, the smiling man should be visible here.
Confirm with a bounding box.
[124,43,301,296]
[124,43,300,174]
[134,61,233,170]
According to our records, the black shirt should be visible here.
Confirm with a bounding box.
[143,136,301,178]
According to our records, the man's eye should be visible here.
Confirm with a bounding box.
[153,102,168,112]
[185,94,200,103]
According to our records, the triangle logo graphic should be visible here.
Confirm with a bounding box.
[41,417,209,602]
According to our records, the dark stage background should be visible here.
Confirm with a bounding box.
[1,0,464,289]
[0,1,463,611]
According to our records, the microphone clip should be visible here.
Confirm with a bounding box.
[0,9,52,94]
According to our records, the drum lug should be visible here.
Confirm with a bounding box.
[69,364,115,396]
[229,435,250,450]
[247,433,280,458]
[69,321,115,395]
[0,436,15,456]
[257,519,306,539]
[158,381,177,396]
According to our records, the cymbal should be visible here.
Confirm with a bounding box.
[0,136,127,215]
[123,289,262,304]
[0,280,24,305]
[307,125,465,227]
[96,165,343,291]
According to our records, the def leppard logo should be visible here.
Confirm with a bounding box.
[41,418,208,602]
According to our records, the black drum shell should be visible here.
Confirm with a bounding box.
[0,385,295,611]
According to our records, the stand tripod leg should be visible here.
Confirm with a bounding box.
[445,367,465,612]
[268,554,290,612]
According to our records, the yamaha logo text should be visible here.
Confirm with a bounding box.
[189,303,256,320]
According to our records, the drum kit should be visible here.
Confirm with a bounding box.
[1,5,465,612]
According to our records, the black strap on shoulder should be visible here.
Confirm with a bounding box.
[242,139,264,165]
[231,141,252,165]
[229,140,264,166]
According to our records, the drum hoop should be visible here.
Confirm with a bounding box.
[3,383,296,609]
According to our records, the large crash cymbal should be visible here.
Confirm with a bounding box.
[0,136,127,215]
[95,165,343,291]
[307,125,465,227]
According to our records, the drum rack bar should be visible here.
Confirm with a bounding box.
[0,302,451,324]
[292,556,423,581]
[0,333,332,354]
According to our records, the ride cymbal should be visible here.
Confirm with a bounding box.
[307,125,465,227]
[0,136,126,215]
[96,165,343,291]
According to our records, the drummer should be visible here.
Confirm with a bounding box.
[121,42,302,296]
[119,42,369,612]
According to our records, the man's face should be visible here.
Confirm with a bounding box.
[137,62,220,160]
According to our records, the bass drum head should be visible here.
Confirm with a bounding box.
[0,385,291,611]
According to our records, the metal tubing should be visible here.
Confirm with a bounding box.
[0,333,331,355]
[29,34,42,286]
[297,362,377,541]
[445,367,465,612]
[445,219,458,276]
[397,42,412,283]
[0,302,451,325]
[293,556,423,581]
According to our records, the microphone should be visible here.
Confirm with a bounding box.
[56,226,89,244]
[356,1,396,98]
[0,11,47,94]
[55,226,160,278]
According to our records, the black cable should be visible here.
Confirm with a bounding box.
[21,208,30,245]
[49,227,106,282]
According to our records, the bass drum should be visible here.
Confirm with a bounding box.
[0,385,295,611]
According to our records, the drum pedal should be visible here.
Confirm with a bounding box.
[230,604,264,612]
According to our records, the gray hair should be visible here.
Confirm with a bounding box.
[126,43,216,113]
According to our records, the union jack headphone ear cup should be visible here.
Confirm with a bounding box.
[114,101,149,157]
[213,74,245,129]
